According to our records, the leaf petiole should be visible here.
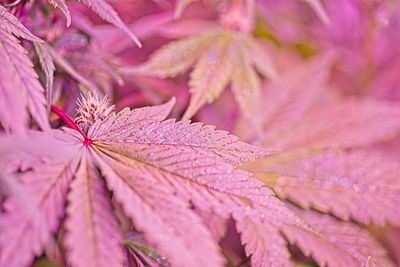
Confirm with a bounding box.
[50,105,92,146]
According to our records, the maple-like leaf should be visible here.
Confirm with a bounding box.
[241,54,400,226]
[126,27,276,119]
[1,93,384,267]
[0,6,49,133]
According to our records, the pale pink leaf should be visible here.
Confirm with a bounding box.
[0,5,42,42]
[126,32,216,78]
[89,117,266,166]
[246,38,277,79]
[249,53,400,151]
[64,154,124,267]
[94,153,225,267]
[2,95,383,267]
[297,209,394,266]
[0,29,49,132]
[0,151,78,267]
[249,149,400,225]
[230,43,262,122]
[78,0,141,47]
[183,34,234,119]
[235,216,291,267]
[0,53,27,133]
[34,42,55,107]
[132,29,276,119]
[263,98,400,152]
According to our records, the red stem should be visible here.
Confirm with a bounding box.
[50,105,92,146]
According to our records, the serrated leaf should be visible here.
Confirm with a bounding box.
[1,94,392,267]
[0,148,79,267]
[242,54,400,227]
[231,43,262,124]
[249,149,400,225]
[184,34,234,119]
[235,216,291,267]
[130,32,216,78]
[64,154,124,267]
[0,5,42,42]
[78,0,141,47]
[129,28,276,119]
[94,153,224,267]
[0,28,49,132]
[34,42,55,108]
[296,209,394,266]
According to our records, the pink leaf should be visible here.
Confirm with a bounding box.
[0,29,49,132]
[249,149,400,225]
[131,29,276,119]
[235,216,291,267]
[78,0,141,47]
[298,209,394,266]
[34,43,55,107]
[64,155,124,267]
[2,95,390,267]
[94,153,225,267]
[0,148,79,267]
[0,5,42,42]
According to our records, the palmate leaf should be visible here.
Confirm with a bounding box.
[0,9,49,133]
[242,54,400,227]
[1,94,385,267]
[126,27,276,119]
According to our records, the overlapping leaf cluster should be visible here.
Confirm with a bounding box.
[1,0,400,267]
